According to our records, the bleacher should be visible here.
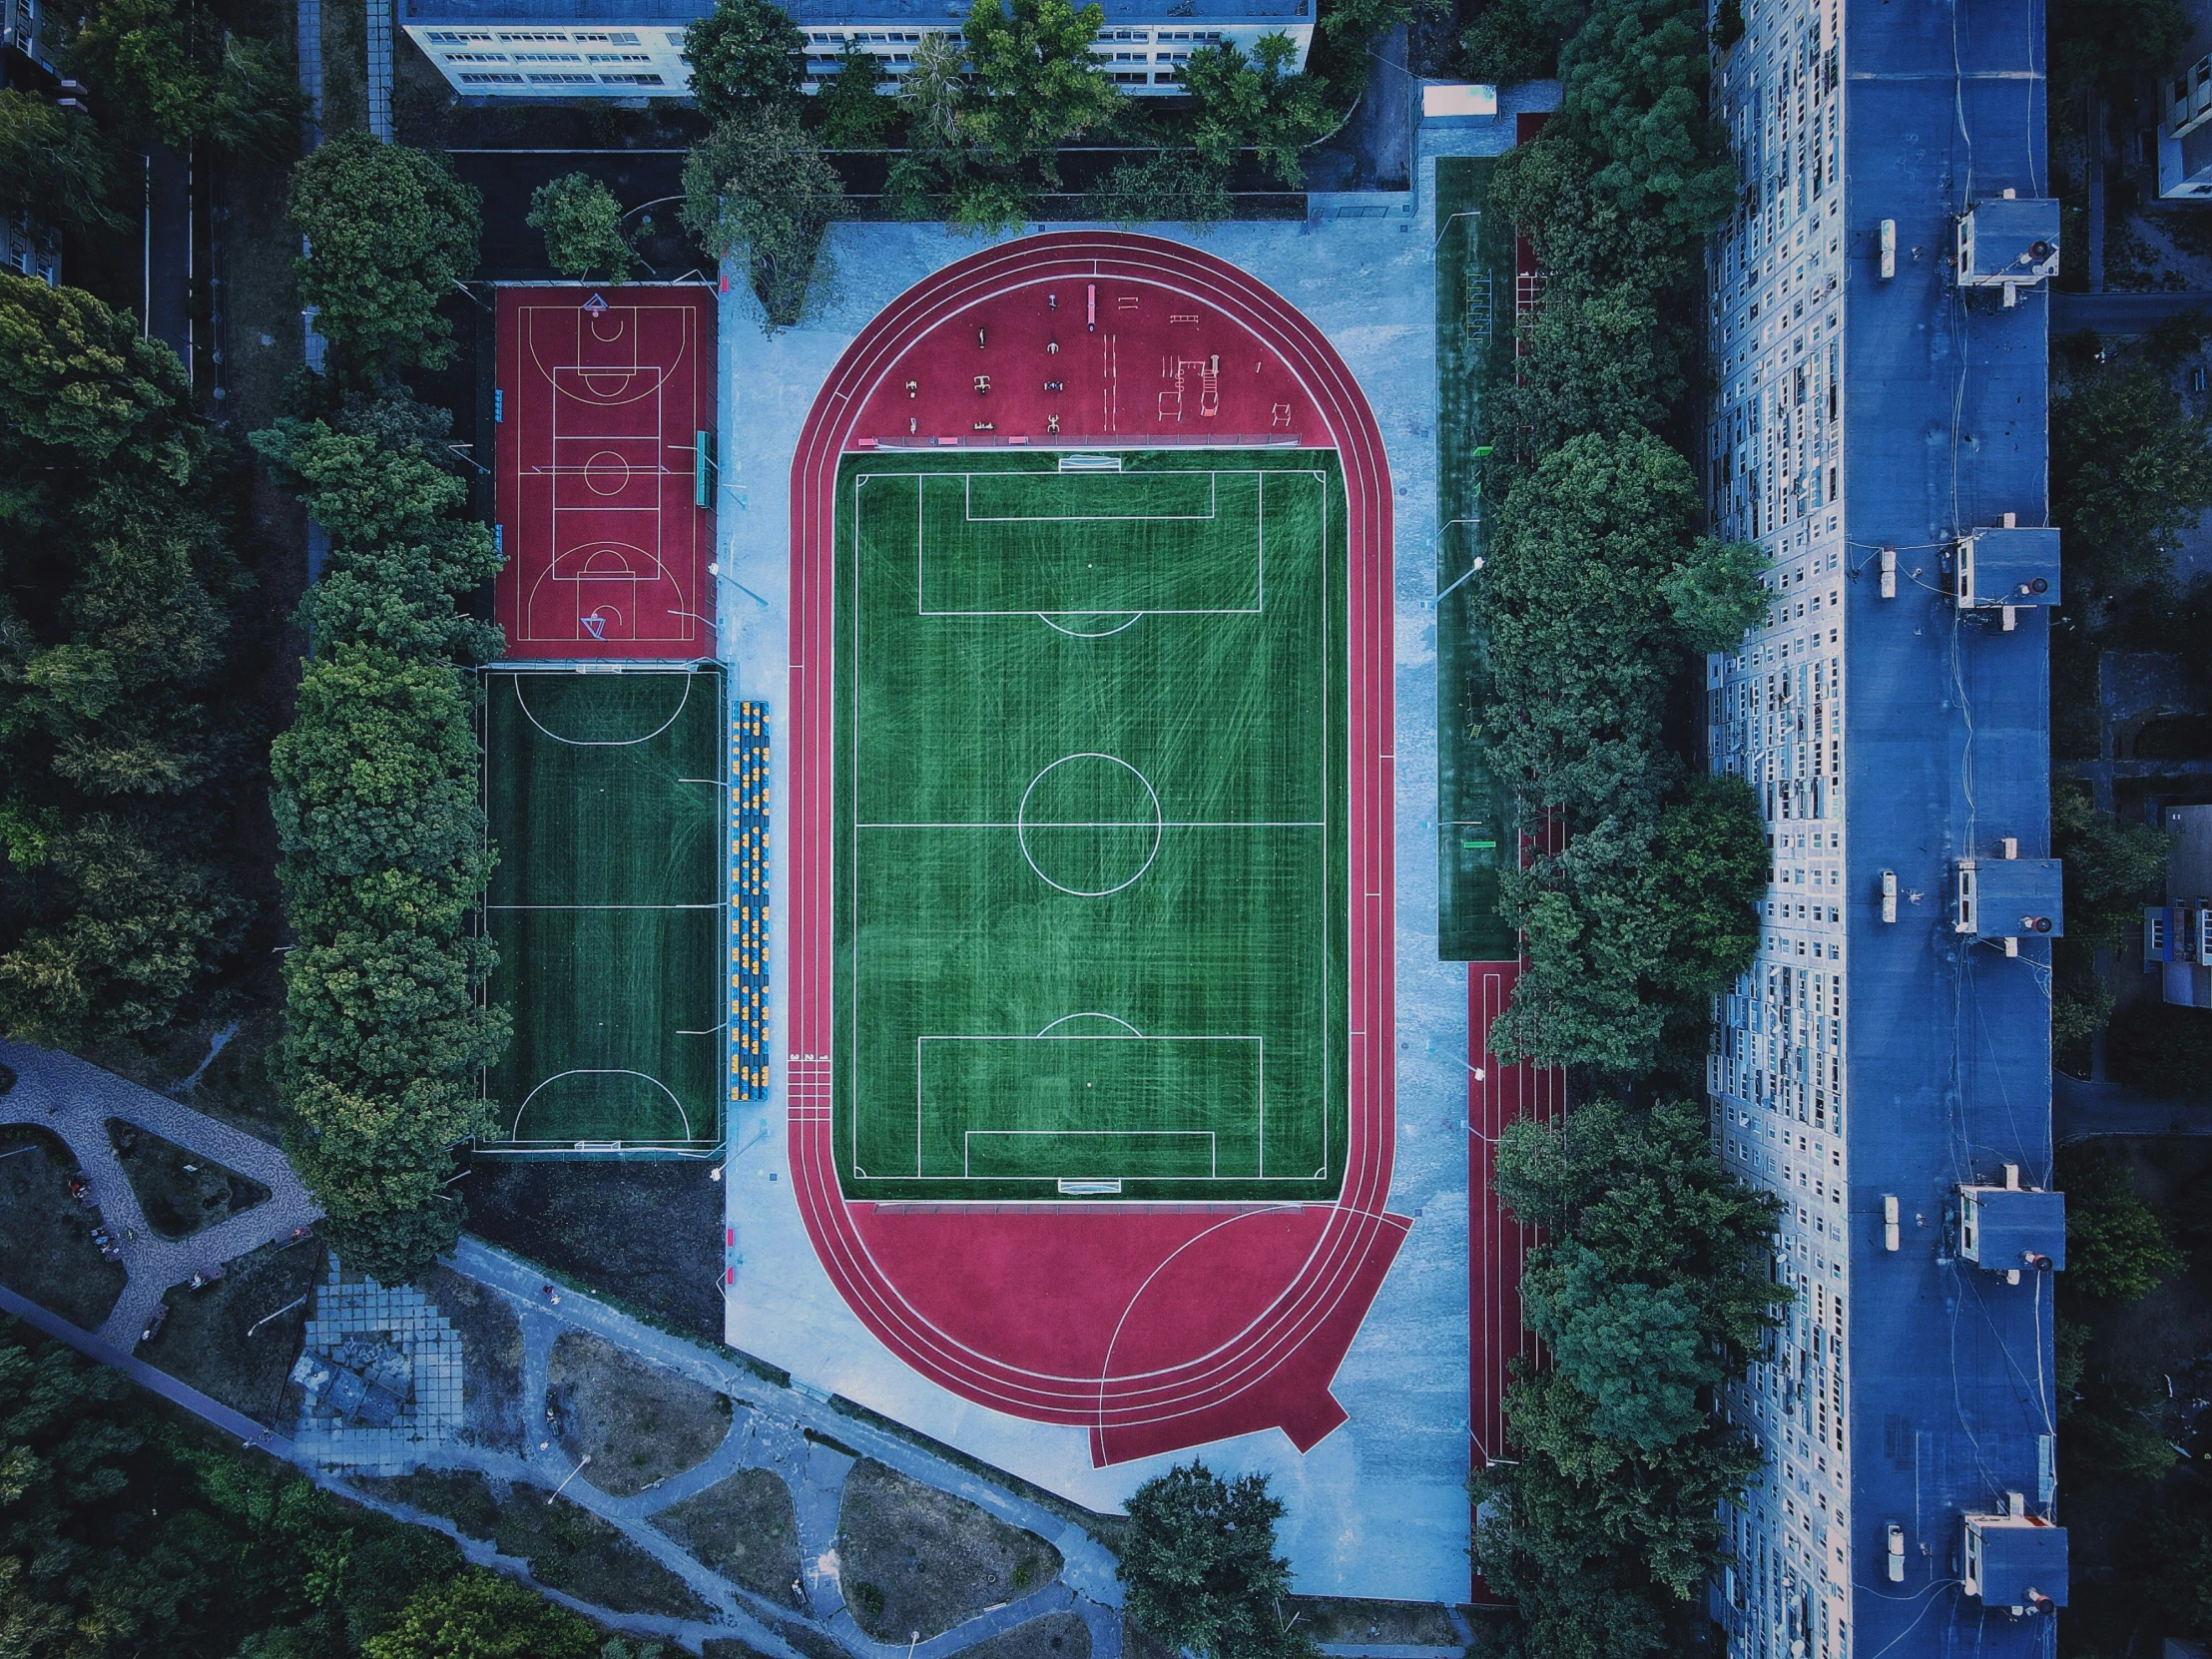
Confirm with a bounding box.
[730,702,771,1103]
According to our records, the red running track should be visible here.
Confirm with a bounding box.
[495,285,716,661]
[786,234,1406,1465]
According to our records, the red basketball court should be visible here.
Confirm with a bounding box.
[495,286,716,660]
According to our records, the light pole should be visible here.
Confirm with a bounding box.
[247,1294,307,1339]
[549,1453,592,1503]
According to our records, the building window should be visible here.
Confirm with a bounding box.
[600,72,664,83]
[458,71,524,82]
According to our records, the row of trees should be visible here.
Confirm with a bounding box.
[1458,1,1784,1653]
[0,1315,627,1656]
[257,135,506,1282]
[0,274,266,1049]
[672,0,1346,324]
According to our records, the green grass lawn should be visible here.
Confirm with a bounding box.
[832,451,1348,1202]
[481,667,724,1152]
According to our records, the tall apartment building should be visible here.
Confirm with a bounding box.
[397,0,1311,100]
[1701,0,2069,1653]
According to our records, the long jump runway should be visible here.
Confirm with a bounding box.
[785,234,1404,1466]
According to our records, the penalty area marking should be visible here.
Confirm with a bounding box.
[510,1067,695,1143]
[507,671,696,748]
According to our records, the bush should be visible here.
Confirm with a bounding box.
[1084,151,1232,229]
[814,43,899,147]
[527,173,640,280]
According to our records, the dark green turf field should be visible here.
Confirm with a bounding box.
[482,667,724,1153]
[832,450,1348,1202]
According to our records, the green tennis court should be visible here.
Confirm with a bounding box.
[832,450,1349,1202]
[481,666,725,1154]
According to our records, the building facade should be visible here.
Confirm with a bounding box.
[1701,0,2068,1653]
[397,0,1311,100]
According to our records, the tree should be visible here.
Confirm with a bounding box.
[64,0,305,153]
[1486,277,1689,455]
[1459,0,1578,83]
[1646,773,1766,998]
[289,133,482,378]
[814,43,899,147]
[0,90,121,235]
[2049,0,2189,97]
[1084,150,1231,229]
[2060,1148,2188,1303]
[2052,780,2170,948]
[682,0,805,122]
[1659,537,1769,654]
[364,1571,597,1659]
[1120,1463,1314,1659]
[1181,34,1334,187]
[960,0,1121,189]
[1554,0,1735,240]
[2052,361,2212,609]
[1474,1098,1785,1659]
[526,173,639,280]
[1477,426,1703,823]
[682,106,843,328]
[0,273,259,1050]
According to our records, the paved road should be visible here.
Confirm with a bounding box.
[2050,289,2212,335]
[0,1040,322,1350]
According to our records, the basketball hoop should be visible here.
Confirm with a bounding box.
[582,613,608,640]
[583,292,609,315]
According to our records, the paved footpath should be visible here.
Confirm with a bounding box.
[0,1040,322,1350]
[0,1045,1469,1659]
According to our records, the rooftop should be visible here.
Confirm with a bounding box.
[401,0,1308,25]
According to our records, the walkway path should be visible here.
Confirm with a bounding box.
[2055,1071,2212,1140]
[0,1040,322,1351]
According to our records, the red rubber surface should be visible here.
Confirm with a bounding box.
[787,234,1405,1464]
[495,285,716,660]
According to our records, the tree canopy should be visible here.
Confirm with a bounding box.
[1119,1463,1314,1659]
[682,0,806,121]
[814,43,900,147]
[682,105,844,328]
[0,273,261,1050]
[959,0,1120,189]
[289,134,482,378]
[63,0,305,154]
[1181,34,1335,187]
[526,173,640,280]
[1474,1100,1785,1657]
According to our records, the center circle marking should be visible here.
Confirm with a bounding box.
[584,449,630,495]
[1016,754,1163,896]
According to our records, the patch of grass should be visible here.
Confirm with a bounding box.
[181,1013,290,1146]
[462,1159,726,1341]
[836,1458,1062,1640]
[547,1329,732,1497]
[652,1467,805,1606]
[958,1612,1092,1659]
[105,1118,271,1240]
[355,1468,505,1539]
[425,1266,526,1451]
[497,1482,716,1621]
[766,1616,849,1659]
[0,1127,126,1330]
[143,1238,324,1421]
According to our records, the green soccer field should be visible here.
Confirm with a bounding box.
[832,450,1349,1202]
[481,667,725,1153]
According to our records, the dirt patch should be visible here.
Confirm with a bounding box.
[144,1238,324,1420]
[425,1266,526,1450]
[0,1127,127,1330]
[546,1329,732,1497]
[1287,1598,1460,1646]
[836,1458,1062,1640]
[766,1616,849,1659]
[957,1612,1092,1659]
[653,1468,804,1606]
[105,1118,271,1239]
[463,1158,726,1340]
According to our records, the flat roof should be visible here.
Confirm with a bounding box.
[401,0,1308,25]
